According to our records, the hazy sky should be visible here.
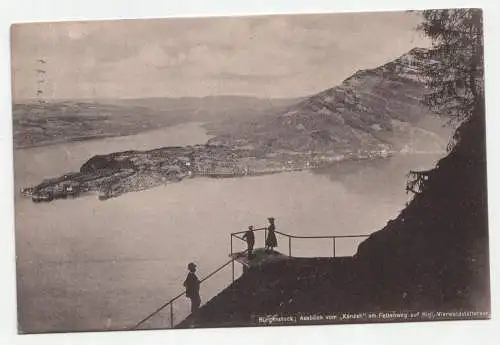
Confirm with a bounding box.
[10,11,430,101]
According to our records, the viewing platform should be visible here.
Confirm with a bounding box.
[229,248,289,268]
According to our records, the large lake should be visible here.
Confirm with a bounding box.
[13,122,446,333]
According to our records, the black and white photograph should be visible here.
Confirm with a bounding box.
[9,7,490,335]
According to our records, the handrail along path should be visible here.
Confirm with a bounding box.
[133,226,370,330]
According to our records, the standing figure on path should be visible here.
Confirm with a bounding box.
[265,217,278,252]
[242,225,255,259]
[183,262,201,314]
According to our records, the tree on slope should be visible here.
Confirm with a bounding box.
[407,8,485,194]
[419,8,484,123]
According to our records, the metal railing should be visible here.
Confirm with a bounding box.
[134,227,370,330]
[231,227,370,260]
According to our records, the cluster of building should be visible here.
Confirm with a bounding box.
[23,143,394,203]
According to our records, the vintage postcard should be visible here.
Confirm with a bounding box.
[10,9,490,334]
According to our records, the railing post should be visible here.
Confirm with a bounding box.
[170,303,174,328]
[333,237,336,258]
[264,228,267,245]
[288,236,292,257]
[230,234,235,282]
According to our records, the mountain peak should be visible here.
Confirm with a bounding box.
[267,47,448,152]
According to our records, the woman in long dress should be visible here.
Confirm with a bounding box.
[265,217,278,252]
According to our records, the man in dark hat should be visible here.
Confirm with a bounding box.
[183,262,201,314]
[242,225,255,259]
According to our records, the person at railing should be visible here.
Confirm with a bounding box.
[242,225,255,259]
[183,262,201,314]
[265,217,278,253]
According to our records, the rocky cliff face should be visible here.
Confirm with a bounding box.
[209,48,449,155]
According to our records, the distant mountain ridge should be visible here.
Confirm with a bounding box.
[12,96,298,149]
[208,47,451,155]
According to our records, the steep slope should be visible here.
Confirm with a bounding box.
[209,48,450,155]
